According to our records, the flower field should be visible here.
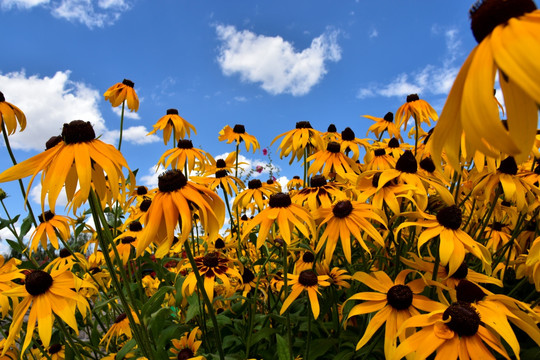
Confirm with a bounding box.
[1,1,540,359]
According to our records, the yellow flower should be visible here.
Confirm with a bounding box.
[395,94,438,132]
[0,255,24,318]
[157,139,213,174]
[0,120,133,213]
[2,269,89,354]
[148,108,197,145]
[286,175,304,191]
[169,327,205,360]
[218,124,260,153]
[271,121,324,164]
[233,178,277,212]
[100,311,139,351]
[29,211,71,253]
[43,344,65,360]
[103,79,139,112]
[0,91,26,135]
[306,141,359,181]
[363,112,402,141]
[291,175,344,212]
[430,0,540,168]
[136,170,224,258]
[280,269,330,319]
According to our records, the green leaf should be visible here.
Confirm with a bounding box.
[250,327,278,346]
[308,338,338,360]
[141,285,173,317]
[19,214,34,239]
[116,339,136,359]
[276,334,291,360]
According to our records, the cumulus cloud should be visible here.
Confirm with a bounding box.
[0,70,155,150]
[112,106,140,120]
[357,28,462,99]
[0,0,132,28]
[216,25,342,96]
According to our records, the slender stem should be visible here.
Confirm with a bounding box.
[55,314,85,360]
[0,198,38,266]
[1,121,37,227]
[413,115,419,157]
[305,305,312,360]
[117,101,126,151]
[282,242,293,358]
[183,240,225,360]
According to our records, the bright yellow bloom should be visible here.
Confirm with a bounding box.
[100,311,139,351]
[29,211,71,253]
[219,124,260,153]
[280,269,330,319]
[271,121,324,164]
[363,112,402,141]
[103,79,139,111]
[157,139,213,173]
[0,120,133,213]
[430,0,540,168]
[148,108,197,145]
[0,91,26,135]
[169,327,205,360]
[306,141,359,181]
[0,255,24,318]
[395,93,438,132]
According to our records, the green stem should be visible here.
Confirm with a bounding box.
[117,101,126,151]
[0,198,38,266]
[413,115,419,157]
[1,121,37,227]
[282,242,293,358]
[183,240,225,360]
[305,305,312,360]
[55,314,85,360]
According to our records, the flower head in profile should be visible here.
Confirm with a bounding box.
[0,120,134,213]
[395,94,438,131]
[363,111,402,141]
[430,0,540,168]
[0,91,26,135]
[148,108,197,145]
[271,121,324,164]
[29,211,71,253]
[100,311,139,351]
[280,269,330,319]
[103,79,139,111]
[219,124,260,153]
[158,139,213,174]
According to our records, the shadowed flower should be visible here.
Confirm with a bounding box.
[395,94,438,132]
[103,79,139,112]
[0,91,26,135]
[100,311,139,351]
[169,327,205,360]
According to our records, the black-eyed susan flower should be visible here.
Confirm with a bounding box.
[430,0,540,168]
[219,124,260,153]
[291,175,345,212]
[0,255,23,318]
[29,211,71,254]
[294,251,316,273]
[362,148,397,171]
[339,127,369,162]
[363,112,402,141]
[0,338,18,359]
[395,93,438,132]
[316,200,386,263]
[233,178,277,212]
[44,344,65,360]
[169,327,205,360]
[100,311,139,351]
[192,166,245,197]
[242,192,315,249]
[306,141,359,181]
[0,120,134,213]
[0,91,26,135]
[45,248,88,272]
[280,269,330,319]
[393,301,511,360]
[346,270,441,358]
[103,79,139,112]
[158,139,213,174]
[112,235,138,266]
[136,170,225,258]
[148,108,197,145]
[316,263,351,289]
[321,123,341,144]
[395,205,492,277]
[287,175,304,191]
[3,269,89,354]
[271,121,324,164]
[181,251,241,303]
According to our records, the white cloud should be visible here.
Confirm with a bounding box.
[216,24,341,96]
[369,28,378,38]
[0,0,131,28]
[357,27,462,99]
[112,106,140,120]
[139,165,164,189]
[0,70,156,150]
[30,182,69,208]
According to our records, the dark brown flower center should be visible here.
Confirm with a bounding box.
[498,156,518,175]
[215,238,225,249]
[0,91,5,102]
[233,124,246,134]
[38,210,55,223]
[269,193,292,208]
[177,348,195,360]
[298,270,318,287]
[310,175,327,188]
[203,252,220,268]
[383,112,394,122]
[332,200,353,218]
[177,139,194,149]
[140,198,152,212]
[115,313,127,323]
[327,124,337,132]
[122,79,134,88]
[406,94,420,102]
[25,270,53,296]
[442,302,480,337]
[374,149,386,157]
[341,127,355,141]
[296,121,312,129]
[449,262,469,280]
[419,157,436,173]
[59,248,71,258]
[215,169,228,178]
[388,137,400,148]
[136,186,148,195]
[48,344,62,355]
[45,135,63,150]
[158,170,187,192]
[248,179,262,189]
[167,108,179,115]
[386,284,413,310]
[470,0,536,43]
[62,120,96,144]
[436,205,462,230]
[302,252,315,263]
[242,268,255,283]
[327,141,341,153]
[216,159,227,168]
[492,222,504,231]
[121,236,136,244]
[395,150,417,173]
[128,221,143,232]
[456,280,486,303]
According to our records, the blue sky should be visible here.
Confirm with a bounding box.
[0,0,479,251]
